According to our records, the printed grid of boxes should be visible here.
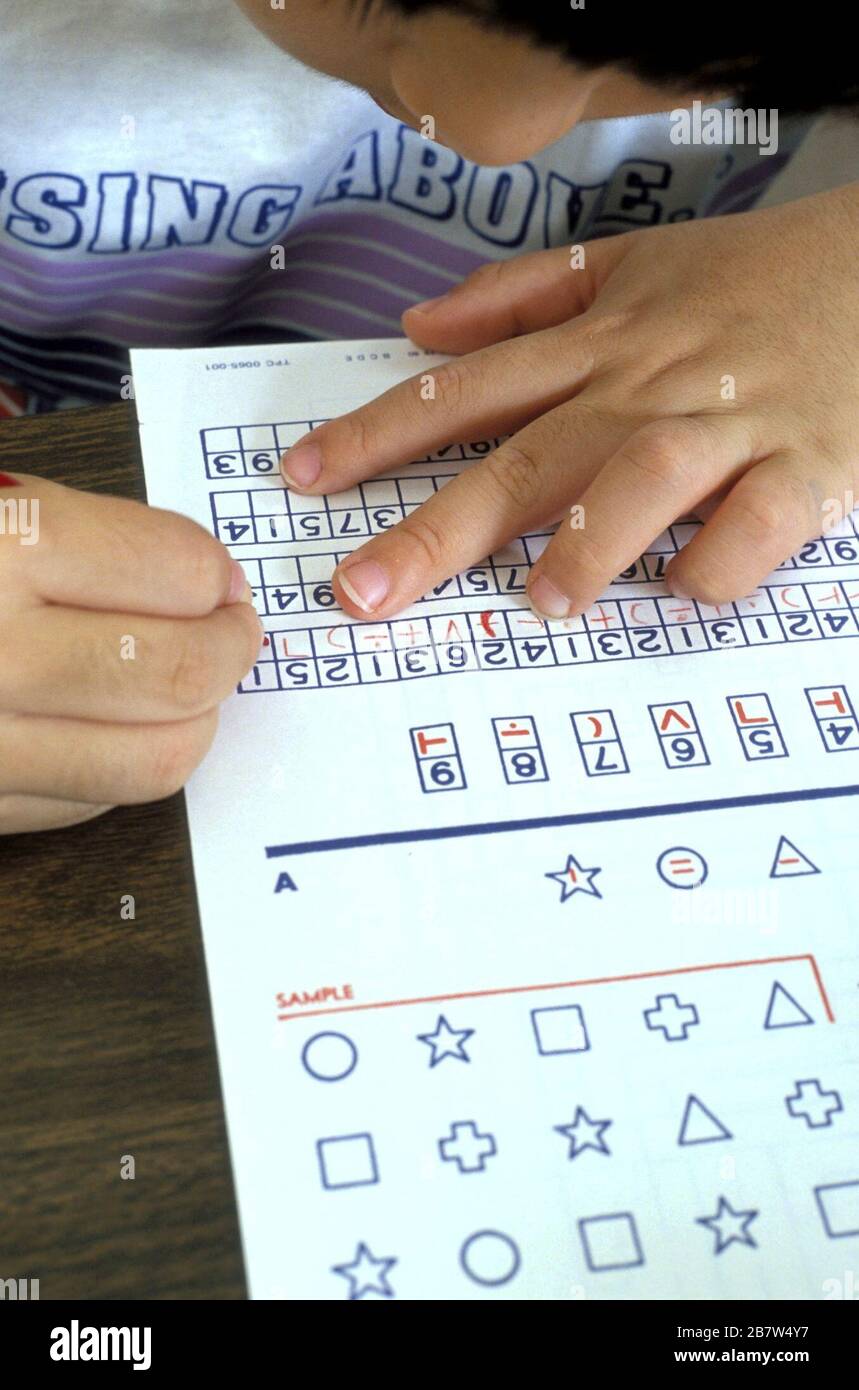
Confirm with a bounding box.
[491,716,549,785]
[201,421,504,480]
[409,724,467,794]
[405,685,853,796]
[648,701,710,769]
[805,684,859,752]
[570,708,629,778]
[617,516,859,582]
[727,693,789,762]
[239,582,859,693]
[211,476,454,546]
[200,423,859,584]
[222,540,548,614]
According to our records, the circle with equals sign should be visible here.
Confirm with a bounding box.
[656,847,709,889]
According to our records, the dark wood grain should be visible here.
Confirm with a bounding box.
[0,405,246,1299]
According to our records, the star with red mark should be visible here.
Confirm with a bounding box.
[545,853,602,903]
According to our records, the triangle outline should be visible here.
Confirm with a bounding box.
[769,835,820,879]
[764,980,814,1030]
[678,1093,732,1146]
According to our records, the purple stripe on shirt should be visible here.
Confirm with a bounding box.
[0,208,486,284]
[0,228,471,301]
[0,270,412,344]
[0,260,422,334]
[702,152,791,216]
[219,296,404,343]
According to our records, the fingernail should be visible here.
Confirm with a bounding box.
[407,293,448,315]
[281,443,322,489]
[338,560,389,613]
[228,558,252,604]
[0,472,21,487]
[528,574,571,619]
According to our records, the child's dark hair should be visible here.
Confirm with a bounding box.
[383,1,858,116]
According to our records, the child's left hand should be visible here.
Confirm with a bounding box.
[281,184,859,620]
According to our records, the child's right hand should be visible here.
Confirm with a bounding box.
[0,473,261,835]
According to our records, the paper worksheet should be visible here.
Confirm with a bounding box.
[133,338,859,1301]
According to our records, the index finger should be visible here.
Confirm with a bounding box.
[2,474,248,617]
[279,325,599,496]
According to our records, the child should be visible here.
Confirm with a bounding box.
[1,0,857,833]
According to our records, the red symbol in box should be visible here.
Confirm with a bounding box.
[415,729,452,755]
[810,689,846,715]
[727,692,787,761]
[570,709,629,777]
[659,707,692,732]
[731,698,769,725]
[804,684,858,753]
[492,715,548,785]
[650,700,709,769]
[410,722,466,794]
[498,719,534,740]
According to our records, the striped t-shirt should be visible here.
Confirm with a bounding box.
[0,0,812,415]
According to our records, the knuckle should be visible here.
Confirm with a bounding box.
[572,308,625,364]
[182,525,233,606]
[398,512,448,571]
[778,468,823,530]
[335,409,377,467]
[617,421,699,491]
[152,509,232,606]
[432,358,478,417]
[732,484,790,545]
[484,441,542,513]
[169,630,219,714]
[563,530,611,594]
[142,719,213,802]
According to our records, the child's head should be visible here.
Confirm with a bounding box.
[235,2,854,165]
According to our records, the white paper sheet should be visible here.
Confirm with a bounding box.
[133,338,859,1301]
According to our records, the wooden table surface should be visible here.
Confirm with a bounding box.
[0,404,246,1299]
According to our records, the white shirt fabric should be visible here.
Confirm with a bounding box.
[0,0,842,404]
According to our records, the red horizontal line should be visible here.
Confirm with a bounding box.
[277,953,835,1023]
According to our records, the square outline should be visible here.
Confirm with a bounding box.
[814,1180,859,1238]
[531,1004,590,1057]
[317,1132,379,1191]
[579,1212,645,1272]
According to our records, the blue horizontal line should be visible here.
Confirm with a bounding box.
[265,782,859,858]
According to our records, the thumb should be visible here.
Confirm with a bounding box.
[402,235,630,354]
